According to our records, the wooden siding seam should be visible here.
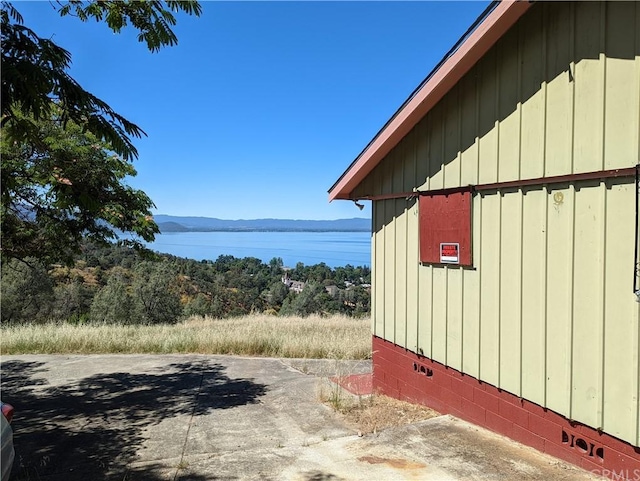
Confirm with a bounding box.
[415,213,420,353]
[599,183,607,431]
[475,65,481,186]
[543,186,549,406]
[384,158,398,343]
[516,17,523,182]
[391,200,396,345]
[569,1,576,175]
[416,140,421,353]
[477,194,483,376]
[497,193,503,388]
[382,201,386,340]
[634,3,640,172]
[637,2,640,166]
[495,42,501,184]
[543,185,550,410]
[569,185,577,420]
[441,104,445,361]
[636,5,640,443]
[402,197,407,348]
[518,188,525,398]
[599,1,607,169]
[599,1,606,172]
[411,134,418,352]
[404,198,409,349]
[562,186,575,413]
[637,178,640,445]
[400,142,406,348]
[517,13,526,182]
[565,184,575,416]
[390,200,395,344]
[541,2,548,177]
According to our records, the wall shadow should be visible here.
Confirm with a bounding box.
[1,359,267,481]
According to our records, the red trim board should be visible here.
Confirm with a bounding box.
[372,336,640,481]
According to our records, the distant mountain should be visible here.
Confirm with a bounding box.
[153,215,370,233]
[155,221,189,232]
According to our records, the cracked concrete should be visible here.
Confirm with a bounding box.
[1,355,603,480]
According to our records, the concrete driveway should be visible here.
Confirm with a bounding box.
[1,355,601,481]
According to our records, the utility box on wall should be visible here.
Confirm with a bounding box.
[419,190,472,266]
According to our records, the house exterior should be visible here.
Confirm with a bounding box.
[329,1,640,478]
[281,274,306,293]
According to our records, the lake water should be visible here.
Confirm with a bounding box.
[142,231,371,268]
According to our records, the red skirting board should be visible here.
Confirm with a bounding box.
[372,336,640,481]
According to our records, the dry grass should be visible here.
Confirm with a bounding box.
[317,366,440,435]
[338,394,440,434]
[0,314,371,359]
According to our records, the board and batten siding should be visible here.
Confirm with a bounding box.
[364,1,640,447]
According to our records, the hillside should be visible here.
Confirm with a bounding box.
[1,241,371,325]
[153,215,370,233]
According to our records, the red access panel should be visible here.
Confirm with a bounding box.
[419,190,472,266]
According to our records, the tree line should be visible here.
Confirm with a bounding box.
[1,242,371,324]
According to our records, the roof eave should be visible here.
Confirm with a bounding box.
[328,0,533,202]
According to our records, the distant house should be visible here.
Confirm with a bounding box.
[325,285,340,297]
[329,1,640,479]
[281,274,305,293]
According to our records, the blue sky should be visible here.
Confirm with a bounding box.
[18,1,489,220]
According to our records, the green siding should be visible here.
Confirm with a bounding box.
[362,1,640,447]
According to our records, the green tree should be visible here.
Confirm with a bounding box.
[52,280,93,323]
[132,261,182,324]
[0,1,201,264]
[264,281,289,308]
[183,292,227,319]
[279,281,334,317]
[307,262,332,284]
[0,258,54,322]
[342,285,371,317]
[90,273,138,324]
[268,257,284,274]
[1,111,159,264]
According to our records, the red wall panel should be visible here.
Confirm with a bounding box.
[419,190,472,266]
